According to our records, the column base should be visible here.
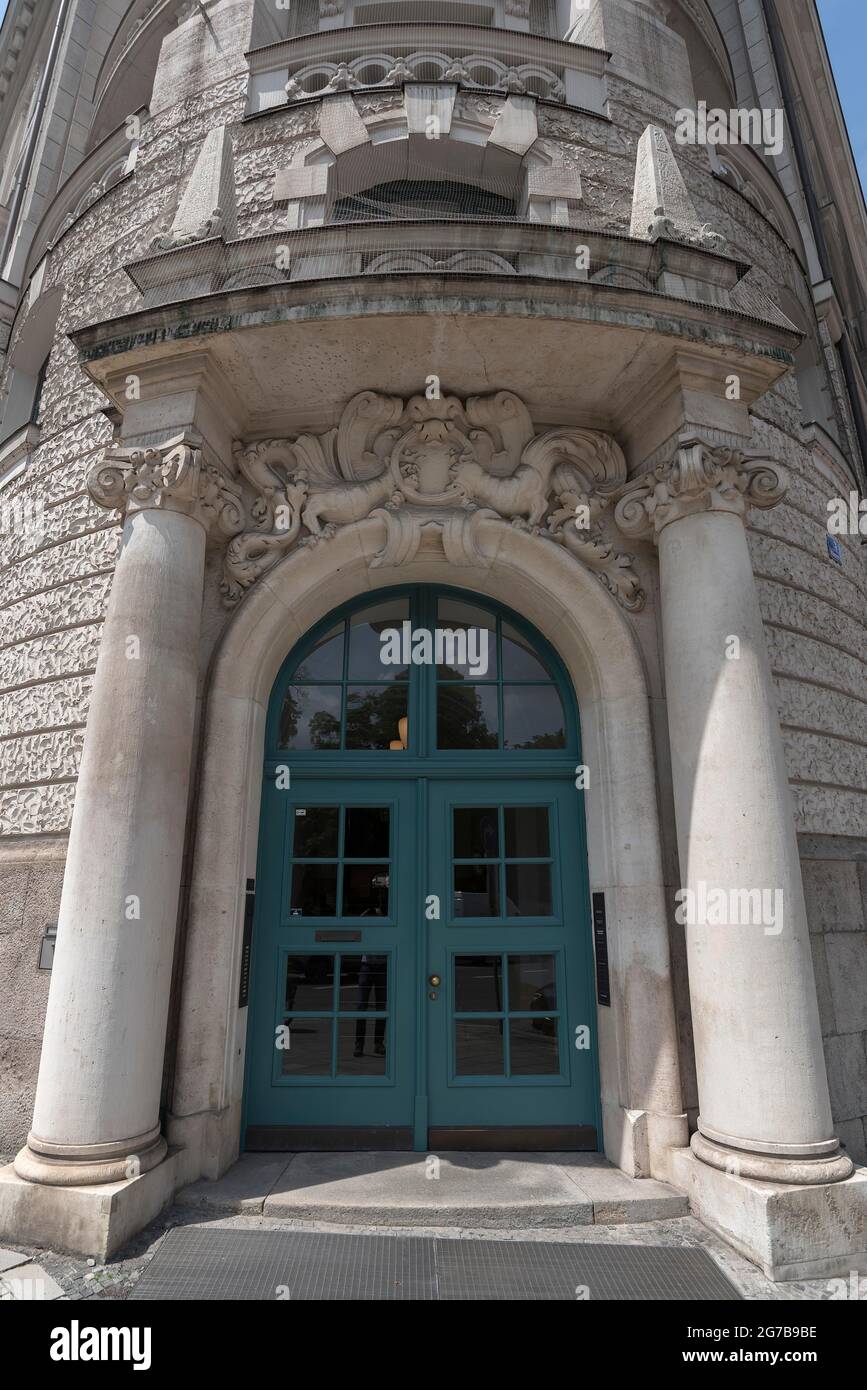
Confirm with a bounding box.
[14,1128,168,1186]
[0,1148,182,1261]
[602,1101,689,1182]
[671,1147,867,1281]
[692,1131,854,1184]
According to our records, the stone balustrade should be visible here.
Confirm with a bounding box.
[247,24,607,114]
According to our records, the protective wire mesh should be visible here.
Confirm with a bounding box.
[139,1,598,293]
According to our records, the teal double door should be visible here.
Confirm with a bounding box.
[243,586,600,1151]
[244,774,599,1150]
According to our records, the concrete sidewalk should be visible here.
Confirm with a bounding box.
[176,1151,688,1227]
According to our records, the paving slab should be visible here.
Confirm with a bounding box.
[1,1261,65,1300]
[176,1153,296,1214]
[0,1248,29,1272]
[262,1152,595,1226]
[553,1159,688,1222]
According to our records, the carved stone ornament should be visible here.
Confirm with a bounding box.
[87,433,244,536]
[223,390,644,611]
[150,207,223,251]
[614,437,788,542]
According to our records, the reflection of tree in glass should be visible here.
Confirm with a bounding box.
[438,685,498,749]
[308,709,340,748]
[279,689,341,748]
[279,691,300,747]
[509,729,566,750]
[294,807,339,857]
[346,685,409,750]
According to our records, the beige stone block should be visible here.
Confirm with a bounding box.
[404,83,456,136]
[810,934,835,1035]
[670,1148,867,1281]
[273,164,330,202]
[488,96,538,156]
[318,94,369,155]
[825,933,867,1034]
[802,859,865,933]
[824,1033,867,1122]
[0,1153,183,1261]
[837,1117,867,1169]
[526,164,582,202]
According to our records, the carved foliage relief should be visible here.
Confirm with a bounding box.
[223,390,644,611]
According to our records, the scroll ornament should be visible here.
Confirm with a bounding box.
[222,390,644,611]
[87,433,244,535]
[614,437,788,541]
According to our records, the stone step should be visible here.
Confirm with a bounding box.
[177,1152,688,1229]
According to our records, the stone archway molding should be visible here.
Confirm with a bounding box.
[167,510,690,1189]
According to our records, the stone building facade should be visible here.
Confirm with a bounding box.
[0,0,865,1277]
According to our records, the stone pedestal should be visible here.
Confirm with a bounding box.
[11,435,240,1209]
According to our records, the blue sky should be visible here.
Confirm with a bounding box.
[817,0,867,198]
[0,0,861,193]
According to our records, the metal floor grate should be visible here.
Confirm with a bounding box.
[130,1228,741,1301]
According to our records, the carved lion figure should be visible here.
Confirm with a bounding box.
[300,471,403,539]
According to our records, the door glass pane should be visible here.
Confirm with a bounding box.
[342,864,389,916]
[454,864,499,916]
[345,684,409,750]
[455,1019,504,1075]
[339,954,388,1011]
[348,601,410,680]
[503,686,565,749]
[284,954,335,1011]
[437,684,498,748]
[338,1019,387,1074]
[504,806,550,858]
[454,955,502,1012]
[280,685,341,749]
[507,954,557,1012]
[509,1017,560,1075]
[280,1017,332,1076]
[293,806,339,858]
[344,806,390,858]
[505,863,553,916]
[290,863,338,916]
[435,600,497,680]
[501,622,552,680]
[292,624,344,680]
[453,807,499,858]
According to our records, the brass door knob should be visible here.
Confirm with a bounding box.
[429,974,441,987]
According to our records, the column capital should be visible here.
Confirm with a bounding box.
[87,431,243,537]
[614,435,788,542]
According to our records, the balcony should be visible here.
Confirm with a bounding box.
[247,23,607,114]
[73,214,797,451]
[121,217,749,312]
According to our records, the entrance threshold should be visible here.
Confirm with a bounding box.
[177,1152,686,1228]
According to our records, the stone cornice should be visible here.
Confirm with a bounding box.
[87,431,243,535]
[614,436,788,542]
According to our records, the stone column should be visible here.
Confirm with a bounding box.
[15,434,241,1186]
[616,436,852,1184]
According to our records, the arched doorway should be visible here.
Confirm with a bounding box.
[242,584,600,1152]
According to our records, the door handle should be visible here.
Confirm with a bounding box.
[429,974,441,987]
